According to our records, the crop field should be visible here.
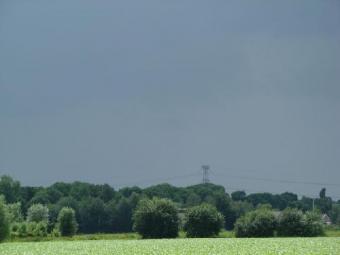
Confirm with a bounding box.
[1,238,340,255]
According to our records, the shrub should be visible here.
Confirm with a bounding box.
[27,204,49,223]
[10,221,48,238]
[277,208,306,237]
[57,207,78,237]
[303,211,324,237]
[184,203,224,237]
[32,222,48,237]
[0,199,10,241]
[51,228,61,237]
[133,198,179,239]
[235,208,276,237]
[16,222,27,238]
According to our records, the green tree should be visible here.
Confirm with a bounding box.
[0,199,10,241]
[234,207,276,237]
[27,204,49,223]
[277,208,305,237]
[231,191,246,201]
[57,207,78,236]
[78,198,107,233]
[226,200,253,230]
[5,202,23,223]
[214,193,234,230]
[0,175,21,203]
[133,198,179,239]
[319,188,326,199]
[185,193,201,207]
[184,204,224,237]
[330,204,340,226]
[303,211,324,237]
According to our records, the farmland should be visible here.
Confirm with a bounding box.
[1,238,340,255]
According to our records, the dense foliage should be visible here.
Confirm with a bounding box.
[0,175,337,238]
[57,207,78,237]
[10,221,48,238]
[234,207,276,237]
[133,198,179,238]
[277,208,324,237]
[0,198,10,241]
[184,204,224,237]
[27,204,49,223]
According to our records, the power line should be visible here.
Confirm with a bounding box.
[212,170,340,187]
[115,171,201,188]
[222,186,340,200]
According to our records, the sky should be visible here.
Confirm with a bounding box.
[1,0,340,199]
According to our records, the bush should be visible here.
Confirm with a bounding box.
[57,207,78,236]
[10,222,48,238]
[51,228,61,237]
[303,211,324,237]
[133,198,179,239]
[235,208,276,237]
[32,222,48,237]
[184,203,224,237]
[277,208,306,237]
[27,204,49,223]
[0,199,10,241]
[15,222,27,238]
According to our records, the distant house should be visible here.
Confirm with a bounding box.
[321,214,332,225]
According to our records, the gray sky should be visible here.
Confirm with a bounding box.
[1,0,340,199]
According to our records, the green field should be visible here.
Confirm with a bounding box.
[1,238,340,255]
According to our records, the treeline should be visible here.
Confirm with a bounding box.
[0,175,339,237]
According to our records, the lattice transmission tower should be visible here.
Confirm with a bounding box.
[202,165,210,184]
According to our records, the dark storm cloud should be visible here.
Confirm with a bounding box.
[1,0,340,199]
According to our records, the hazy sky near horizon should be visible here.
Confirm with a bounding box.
[1,1,340,199]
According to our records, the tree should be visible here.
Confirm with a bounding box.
[319,188,326,199]
[0,175,21,203]
[78,198,107,233]
[226,201,253,230]
[57,207,78,236]
[184,204,224,238]
[49,196,80,225]
[330,204,340,226]
[28,189,51,205]
[5,202,23,223]
[27,204,49,223]
[97,184,116,202]
[234,207,276,237]
[185,193,201,207]
[133,198,179,239]
[231,191,246,201]
[277,208,305,237]
[0,199,10,241]
[303,211,324,237]
[113,197,134,232]
[316,188,332,214]
[214,193,233,230]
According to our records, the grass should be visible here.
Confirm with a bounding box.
[1,238,340,255]
[8,231,235,243]
[7,229,340,243]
